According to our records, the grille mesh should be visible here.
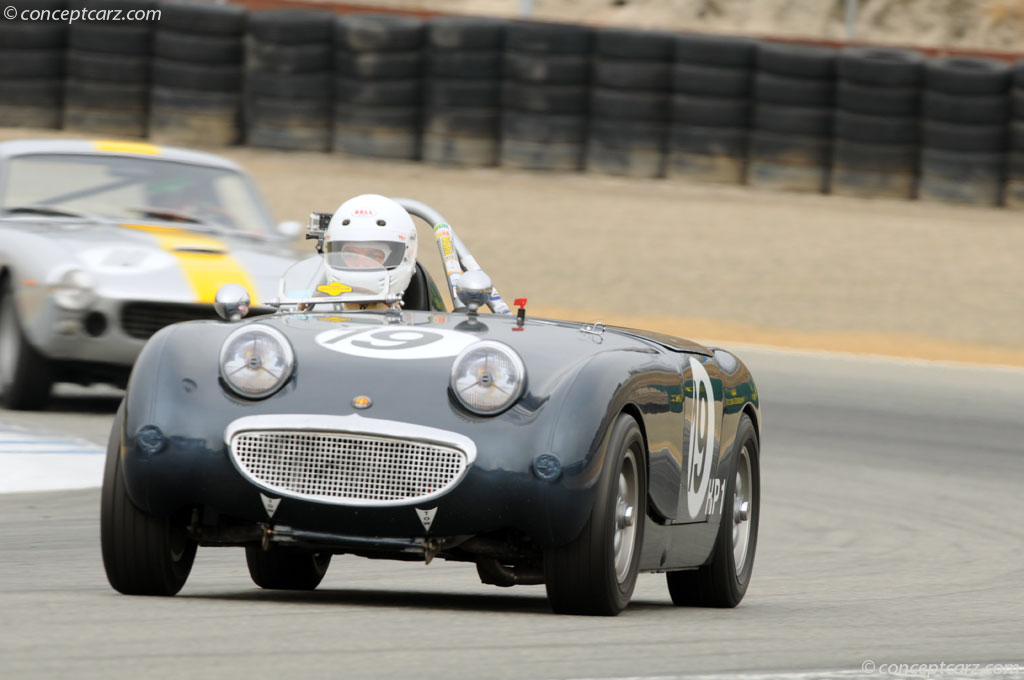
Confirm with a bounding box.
[231,430,468,503]
[120,302,220,340]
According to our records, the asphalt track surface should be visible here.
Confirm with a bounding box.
[0,349,1022,680]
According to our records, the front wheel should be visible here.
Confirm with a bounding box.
[544,413,647,616]
[667,413,760,607]
[0,277,53,410]
[100,402,197,596]
[245,546,331,590]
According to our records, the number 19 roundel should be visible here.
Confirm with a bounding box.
[316,325,478,360]
[686,356,716,518]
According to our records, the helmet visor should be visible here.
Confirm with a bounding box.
[326,240,406,269]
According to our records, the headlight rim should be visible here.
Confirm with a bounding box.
[51,268,97,311]
[449,339,526,416]
[219,323,295,400]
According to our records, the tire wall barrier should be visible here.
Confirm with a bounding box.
[1,1,1023,208]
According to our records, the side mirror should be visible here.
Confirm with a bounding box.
[214,284,251,322]
[276,221,302,239]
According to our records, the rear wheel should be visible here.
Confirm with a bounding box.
[100,403,197,596]
[245,546,331,590]
[544,413,647,615]
[0,277,53,410]
[667,414,759,607]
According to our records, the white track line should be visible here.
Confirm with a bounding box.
[0,422,104,493]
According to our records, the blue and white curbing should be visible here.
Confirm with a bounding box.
[0,422,105,493]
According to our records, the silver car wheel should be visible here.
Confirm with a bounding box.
[613,447,639,583]
[733,444,753,576]
[0,294,18,387]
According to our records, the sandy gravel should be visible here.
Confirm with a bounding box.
[4,127,1023,365]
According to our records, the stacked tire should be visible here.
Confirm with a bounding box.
[333,14,425,160]
[500,21,591,172]
[422,17,506,166]
[244,10,335,152]
[831,47,924,199]
[667,33,757,184]
[586,28,674,178]
[749,43,836,193]
[1005,62,1024,209]
[918,57,1011,206]
[63,0,157,137]
[149,1,247,147]
[0,1,66,129]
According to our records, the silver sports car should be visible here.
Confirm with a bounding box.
[0,139,302,410]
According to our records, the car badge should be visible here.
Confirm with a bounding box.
[260,493,281,518]
[317,282,352,296]
[352,395,372,409]
[416,508,437,532]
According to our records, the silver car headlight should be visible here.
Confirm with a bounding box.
[450,341,526,415]
[220,325,294,399]
[52,268,96,310]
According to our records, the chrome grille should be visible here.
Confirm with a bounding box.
[230,430,469,504]
[120,302,219,340]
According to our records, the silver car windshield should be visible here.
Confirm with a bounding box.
[1,154,275,235]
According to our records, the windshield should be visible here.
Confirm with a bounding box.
[1,153,275,235]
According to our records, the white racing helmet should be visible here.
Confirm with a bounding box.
[323,194,418,301]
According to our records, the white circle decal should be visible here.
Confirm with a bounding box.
[316,325,478,360]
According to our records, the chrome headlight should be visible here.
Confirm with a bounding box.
[52,269,96,310]
[450,341,525,415]
[220,325,294,399]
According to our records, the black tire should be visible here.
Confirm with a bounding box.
[593,58,671,91]
[672,94,750,127]
[335,14,424,52]
[921,120,1006,153]
[919,147,1004,181]
[247,71,332,100]
[427,16,506,50]
[0,104,61,129]
[336,77,421,106]
[421,133,500,166]
[502,111,587,144]
[248,96,331,122]
[924,56,1011,95]
[834,110,919,144]
[500,138,585,172]
[837,46,924,87]
[100,403,197,596]
[756,42,835,78]
[427,50,502,79]
[0,49,63,78]
[336,51,422,80]
[64,108,148,137]
[0,23,66,49]
[246,39,333,74]
[423,108,499,137]
[245,545,331,590]
[591,88,669,121]
[0,78,62,106]
[64,79,149,110]
[753,72,833,107]
[502,82,588,115]
[672,63,752,97]
[333,125,420,160]
[586,143,666,178]
[0,277,53,410]
[160,1,247,36]
[921,90,1009,125]
[835,81,919,117]
[590,118,667,150]
[67,0,156,24]
[66,50,148,83]
[1011,121,1024,152]
[748,130,831,165]
[152,86,240,113]
[1012,87,1024,118]
[246,124,332,153]
[68,24,152,55]
[753,103,831,136]
[247,9,335,45]
[832,139,918,172]
[1006,151,1024,179]
[427,79,498,108]
[666,414,759,608]
[674,33,757,68]
[503,51,589,84]
[150,107,240,147]
[154,31,243,65]
[594,27,674,61]
[334,104,419,129]
[544,413,647,616]
[153,61,241,93]
[669,124,747,157]
[505,20,591,54]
